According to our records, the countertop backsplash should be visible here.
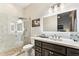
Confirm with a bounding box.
[70,32,79,42]
[41,32,70,39]
[36,32,79,41]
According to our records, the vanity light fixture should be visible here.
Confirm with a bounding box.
[48,6,53,14]
[48,3,64,13]
[60,3,64,11]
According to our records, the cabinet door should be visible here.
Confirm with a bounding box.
[35,46,41,52]
[53,44,66,55]
[42,49,63,56]
[49,51,63,56]
[35,40,42,47]
[35,51,41,56]
[42,42,66,55]
[42,49,49,56]
[67,48,79,56]
[42,42,54,51]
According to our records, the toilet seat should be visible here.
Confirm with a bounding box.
[23,44,34,51]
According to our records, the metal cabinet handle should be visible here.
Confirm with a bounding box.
[49,51,54,54]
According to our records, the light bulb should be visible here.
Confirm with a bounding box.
[60,3,64,11]
[54,5,58,12]
[17,19,23,23]
[48,7,52,13]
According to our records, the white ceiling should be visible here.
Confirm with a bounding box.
[12,3,30,9]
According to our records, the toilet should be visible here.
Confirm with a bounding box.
[23,44,34,56]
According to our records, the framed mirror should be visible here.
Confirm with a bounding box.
[42,10,77,32]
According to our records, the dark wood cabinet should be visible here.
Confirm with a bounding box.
[53,44,66,55]
[35,40,79,56]
[35,40,42,56]
[35,40,42,47]
[67,48,79,56]
[35,46,41,52]
[42,49,63,56]
[42,42,66,55]
[42,42,54,51]
[35,51,41,56]
[42,49,49,56]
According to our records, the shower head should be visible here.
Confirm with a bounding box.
[18,17,27,20]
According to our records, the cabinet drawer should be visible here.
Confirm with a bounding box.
[42,49,49,56]
[42,42,54,51]
[42,49,63,56]
[35,40,41,47]
[53,45,66,55]
[35,51,41,56]
[67,48,79,56]
[35,46,41,52]
[49,51,63,56]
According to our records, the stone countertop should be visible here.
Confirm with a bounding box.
[31,37,79,49]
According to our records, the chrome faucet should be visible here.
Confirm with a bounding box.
[53,34,57,39]
[53,34,62,40]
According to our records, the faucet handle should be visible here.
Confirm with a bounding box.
[51,35,54,37]
[58,36,62,39]
[73,39,78,42]
[54,34,57,38]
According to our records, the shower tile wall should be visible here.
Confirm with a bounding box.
[0,4,23,52]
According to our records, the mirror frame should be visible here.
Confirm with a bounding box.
[41,9,77,33]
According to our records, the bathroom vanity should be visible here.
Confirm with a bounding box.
[30,9,78,56]
[31,37,79,56]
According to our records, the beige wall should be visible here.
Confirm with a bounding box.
[24,3,50,43]
[23,4,49,45]
[0,4,23,52]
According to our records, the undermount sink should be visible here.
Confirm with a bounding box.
[61,39,74,42]
[55,38,79,44]
[37,35,48,38]
[50,38,77,43]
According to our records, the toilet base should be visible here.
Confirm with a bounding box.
[23,44,34,56]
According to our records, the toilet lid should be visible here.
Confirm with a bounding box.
[23,44,34,49]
